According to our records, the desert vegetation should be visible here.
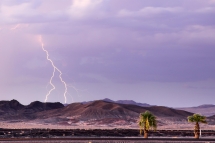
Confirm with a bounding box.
[138,111,157,138]
[187,114,207,139]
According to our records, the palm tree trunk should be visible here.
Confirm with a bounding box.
[144,129,148,138]
[194,122,200,139]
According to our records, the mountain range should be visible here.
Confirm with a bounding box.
[99,98,215,117]
[82,98,215,117]
[0,99,64,120]
[82,98,152,107]
[0,99,215,128]
[178,104,215,117]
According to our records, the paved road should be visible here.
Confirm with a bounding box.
[0,138,215,143]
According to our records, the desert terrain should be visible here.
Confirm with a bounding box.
[0,99,215,131]
[0,99,215,142]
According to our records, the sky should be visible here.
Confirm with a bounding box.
[0,0,215,107]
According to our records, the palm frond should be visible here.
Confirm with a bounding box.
[139,111,157,131]
[188,114,207,124]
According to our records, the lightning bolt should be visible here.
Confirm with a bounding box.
[39,36,68,103]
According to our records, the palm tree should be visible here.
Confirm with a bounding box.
[187,114,207,139]
[138,111,157,138]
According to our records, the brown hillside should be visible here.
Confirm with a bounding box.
[35,100,193,123]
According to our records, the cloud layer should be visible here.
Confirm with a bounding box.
[0,0,215,106]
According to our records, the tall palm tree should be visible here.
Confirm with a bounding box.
[187,114,207,139]
[139,111,157,138]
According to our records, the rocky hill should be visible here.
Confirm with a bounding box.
[0,99,200,128]
[34,100,193,126]
[82,98,151,107]
[0,99,64,120]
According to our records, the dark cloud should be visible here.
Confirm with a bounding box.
[1,0,215,106]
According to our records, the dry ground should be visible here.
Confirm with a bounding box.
[1,121,215,130]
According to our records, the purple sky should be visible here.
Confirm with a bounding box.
[0,0,215,107]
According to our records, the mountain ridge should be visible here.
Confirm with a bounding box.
[0,99,64,120]
[178,104,215,117]
[82,98,152,107]
[33,100,193,127]
[1,99,215,128]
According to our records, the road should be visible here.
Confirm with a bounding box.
[0,137,214,143]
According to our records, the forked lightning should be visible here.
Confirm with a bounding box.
[39,36,68,103]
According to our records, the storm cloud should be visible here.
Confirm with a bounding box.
[0,0,215,107]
